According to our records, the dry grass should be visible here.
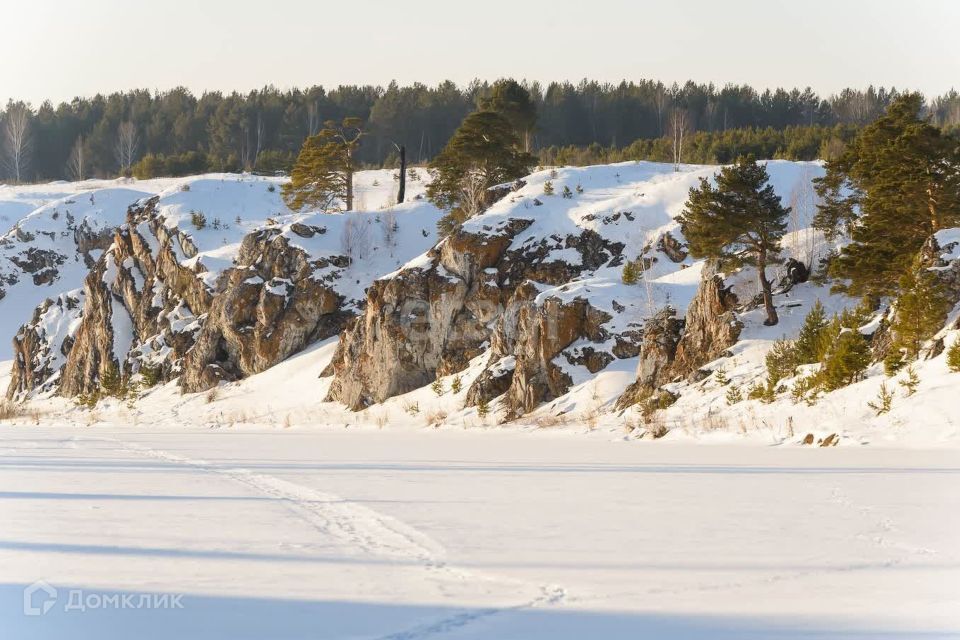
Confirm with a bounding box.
[205,387,220,404]
[534,413,571,429]
[643,411,670,439]
[373,412,389,429]
[0,401,25,421]
[425,409,448,428]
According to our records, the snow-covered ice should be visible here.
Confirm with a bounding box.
[1,425,957,639]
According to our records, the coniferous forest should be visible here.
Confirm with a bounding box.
[3,79,960,182]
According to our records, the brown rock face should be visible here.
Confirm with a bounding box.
[669,261,742,378]
[326,217,632,413]
[179,229,349,392]
[9,195,356,399]
[6,292,84,399]
[503,296,613,418]
[58,197,214,397]
[616,261,742,409]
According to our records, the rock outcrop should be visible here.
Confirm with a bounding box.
[616,261,742,409]
[8,196,355,399]
[179,228,351,391]
[325,205,646,416]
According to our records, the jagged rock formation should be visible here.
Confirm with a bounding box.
[616,261,742,409]
[179,228,351,391]
[6,173,442,401]
[325,204,647,415]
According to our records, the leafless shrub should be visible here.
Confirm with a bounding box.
[341,216,373,263]
[426,409,447,428]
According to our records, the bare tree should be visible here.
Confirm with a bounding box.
[787,168,822,267]
[340,216,372,263]
[254,112,264,169]
[115,121,139,176]
[668,109,690,171]
[3,103,31,183]
[67,135,86,181]
[653,82,668,137]
[458,167,489,219]
[380,209,398,256]
[306,102,320,137]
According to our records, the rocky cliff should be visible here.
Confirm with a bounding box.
[7,172,441,400]
[324,163,730,417]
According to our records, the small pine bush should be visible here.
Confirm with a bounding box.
[622,260,640,285]
[431,379,444,396]
[883,350,905,377]
[945,338,960,372]
[747,379,775,403]
[795,300,829,363]
[765,338,798,386]
[139,364,162,388]
[543,180,554,195]
[725,385,742,405]
[713,367,729,386]
[561,185,573,199]
[898,365,919,396]
[819,329,871,392]
[451,376,463,394]
[892,265,950,358]
[575,184,584,194]
[100,363,124,398]
[867,382,893,415]
[476,398,490,418]
[790,374,819,406]
[191,210,207,230]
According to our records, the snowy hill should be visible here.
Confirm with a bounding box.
[0,162,957,448]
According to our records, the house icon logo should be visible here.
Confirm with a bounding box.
[23,581,58,616]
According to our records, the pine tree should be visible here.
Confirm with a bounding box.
[947,339,960,372]
[677,156,789,325]
[543,180,555,195]
[892,263,950,359]
[819,328,871,391]
[100,362,124,398]
[283,118,364,213]
[478,79,537,152]
[814,94,960,297]
[765,338,799,385]
[794,300,829,363]
[427,111,534,233]
[621,260,640,285]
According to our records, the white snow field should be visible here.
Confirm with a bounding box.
[1,425,958,640]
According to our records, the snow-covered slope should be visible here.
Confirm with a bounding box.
[2,161,957,448]
[2,170,439,398]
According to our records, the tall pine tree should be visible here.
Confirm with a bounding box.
[814,94,960,297]
[479,80,538,152]
[282,118,364,213]
[427,111,534,234]
[678,156,789,326]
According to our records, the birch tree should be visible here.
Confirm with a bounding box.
[67,135,87,181]
[3,103,31,183]
[115,121,139,176]
[668,108,689,171]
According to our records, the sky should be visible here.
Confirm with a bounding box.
[1,0,958,105]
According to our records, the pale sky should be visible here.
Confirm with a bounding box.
[1,0,958,105]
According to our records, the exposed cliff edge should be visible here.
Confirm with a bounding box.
[7,172,440,400]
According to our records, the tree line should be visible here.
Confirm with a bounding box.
[3,79,960,182]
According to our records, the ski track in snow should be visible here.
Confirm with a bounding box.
[83,435,567,640]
